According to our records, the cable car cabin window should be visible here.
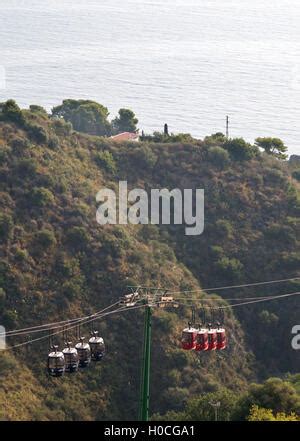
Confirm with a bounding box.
[48,356,64,369]
[217,332,225,343]
[197,334,205,344]
[216,330,227,350]
[181,329,197,350]
[182,331,193,343]
[64,353,78,362]
[208,333,216,344]
[77,347,90,356]
[208,330,217,350]
[90,342,104,350]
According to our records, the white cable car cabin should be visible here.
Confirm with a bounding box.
[63,342,79,372]
[47,345,65,377]
[75,337,91,367]
[89,331,105,361]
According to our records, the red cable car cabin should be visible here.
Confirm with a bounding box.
[195,328,209,352]
[181,327,197,350]
[216,327,227,350]
[207,328,217,351]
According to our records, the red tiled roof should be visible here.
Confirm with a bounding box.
[110,132,139,142]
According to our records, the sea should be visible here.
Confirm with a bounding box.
[0,0,300,154]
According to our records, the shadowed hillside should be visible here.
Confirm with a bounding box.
[0,101,299,420]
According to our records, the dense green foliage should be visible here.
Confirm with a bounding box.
[112,108,138,134]
[52,99,111,136]
[155,376,300,421]
[0,100,299,421]
[255,137,288,160]
[51,100,139,137]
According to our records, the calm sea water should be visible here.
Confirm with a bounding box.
[0,0,300,154]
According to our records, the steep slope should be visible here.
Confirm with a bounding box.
[0,105,299,420]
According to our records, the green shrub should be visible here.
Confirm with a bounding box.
[34,229,57,249]
[29,105,48,115]
[0,146,11,165]
[0,287,6,309]
[26,123,48,143]
[134,146,157,169]
[17,158,38,177]
[281,252,300,270]
[215,219,233,239]
[48,135,59,150]
[94,150,117,174]
[66,226,90,250]
[264,168,286,185]
[224,138,258,161]
[61,280,82,300]
[258,310,279,326]
[51,119,73,136]
[208,146,230,167]
[265,224,296,244]
[54,255,81,278]
[235,378,300,419]
[14,248,29,262]
[210,245,224,258]
[10,137,30,153]
[1,100,25,125]
[292,170,300,182]
[0,353,18,374]
[2,309,18,327]
[204,132,227,145]
[0,213,13,242]
[216,257,244,279]
[31,187,55,207]
[144,131,194,143]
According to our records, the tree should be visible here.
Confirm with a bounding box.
[66,226,90,251]
[0,214,14,242]
[247,405,300,421]
[255,137,288,160]
[204,132,227,145]
[0,100,25,125]
[208,146,230,168]
[235,378,300,420]
[29,105,48,115]
[30,187,55,207]
[52,99,111,136]
[27,124,48,143]
[0,287,6,310]
[292,170,300,182]
[216,256,244,281]
[94,150,117,174]
[160,388,239,421]
[34,229,57,250]
[224,138,258,161]
[112,108,138,134]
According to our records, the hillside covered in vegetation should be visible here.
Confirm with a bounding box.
[0,100,299,421]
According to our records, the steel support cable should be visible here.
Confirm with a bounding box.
[1,301,121,338]
[174,291,300,310]
[3,276,300,337]
[171,296,272,301]
[128,277,300,295]
[3,303,148,351]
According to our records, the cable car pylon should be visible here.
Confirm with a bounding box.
[139,302,152,422]
[121,286,178,421]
